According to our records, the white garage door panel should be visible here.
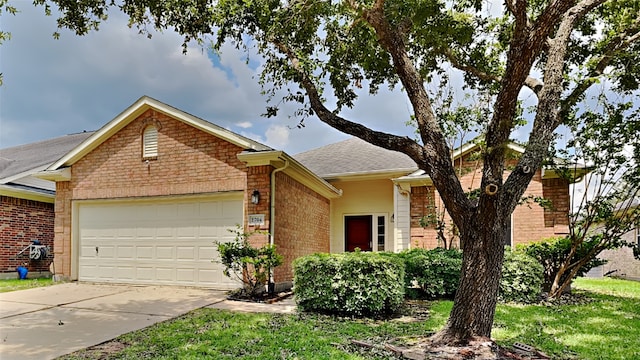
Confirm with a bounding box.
[77,196,242,288]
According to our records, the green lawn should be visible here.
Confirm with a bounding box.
[60,277,640,360]
[493,277,640,359]
[0,277,55,293]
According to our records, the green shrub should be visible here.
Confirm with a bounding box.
[499,249,543,303]
[521,236,606,292]
[293,251,405,317]
[216,226,283,297]
[402,248,462,299]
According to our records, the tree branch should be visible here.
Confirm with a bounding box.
[561,13,640,113]
[444,48,544,95]
[442,48,500,83]
[502,0,607,214]
[272,40,425,162]
[360,4,472,225]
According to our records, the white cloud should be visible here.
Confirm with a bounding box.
[265,125,290,149]
[235,121,253,129]
[0,3,424,154]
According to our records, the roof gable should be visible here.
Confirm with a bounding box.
[47,96,272,170]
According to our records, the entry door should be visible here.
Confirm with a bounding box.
[345,215,372,251]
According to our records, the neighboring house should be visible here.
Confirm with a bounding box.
[32,96,587,289]
[590,197,640,281]
[0,132,93,278]
[295,137,586,253]
[37,96,340,289]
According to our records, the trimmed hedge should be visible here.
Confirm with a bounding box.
[499,249,544,303]
[293,252,405,317]
[399,248,462,299]
[396,247,543,303]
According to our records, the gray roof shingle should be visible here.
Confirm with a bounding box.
[294,137,418,178]
[0,132,94,181]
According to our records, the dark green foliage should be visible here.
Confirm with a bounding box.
[499,249,543,303]
[521,237,606,292]
[293,252,405,317]
[400,248,462,299]
[216,227,283,297]
[394,247,542,303]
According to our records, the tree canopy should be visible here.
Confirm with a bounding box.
[14,0,640,346]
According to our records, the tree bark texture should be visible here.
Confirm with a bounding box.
[432,201,510,342]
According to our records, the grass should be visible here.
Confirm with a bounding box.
[0,277,55,293]
[492,277,640,359]
[60,277,640,360]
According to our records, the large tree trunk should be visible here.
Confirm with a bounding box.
[431,212,507,344]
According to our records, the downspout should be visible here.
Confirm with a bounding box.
[269,157,289,292]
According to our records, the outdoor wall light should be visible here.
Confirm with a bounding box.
[251,189,260,205]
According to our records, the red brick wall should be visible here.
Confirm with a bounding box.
[409,186,439,249]
[513,176,570,246]
[71,109,247,200]
[55,109,253,278]
[1,196,54,273]
[409,152,570,249]
[246,165,272,248]
[273,171,330,283]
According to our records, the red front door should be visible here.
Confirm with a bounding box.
[345,215,372,252]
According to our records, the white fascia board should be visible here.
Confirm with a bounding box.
[145,97,271,152]
[392,173,433,192]
[48,97,153,169]
[0,185,55,203]
[35,167,72,181]
[48,96,271,170]
[0,164,51,185]
[322,168,418,182]
[238,151,342,199]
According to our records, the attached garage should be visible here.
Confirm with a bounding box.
[75,194,243,289]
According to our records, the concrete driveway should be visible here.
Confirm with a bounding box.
[0,283,227,360]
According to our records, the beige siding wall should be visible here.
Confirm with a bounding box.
[329,179,394,253]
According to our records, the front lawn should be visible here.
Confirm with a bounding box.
[0,277,55,293]
[60,277,640,360]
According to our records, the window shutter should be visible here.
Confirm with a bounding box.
[143,126,158,158]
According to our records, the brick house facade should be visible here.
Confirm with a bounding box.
[39,96,339,289]
[23,97,588,289]
[296,137,584,255]
[0,196,54,274]
[406,153,571,249]
[1,131,93,278]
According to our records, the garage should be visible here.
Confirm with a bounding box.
[76,194,243,288]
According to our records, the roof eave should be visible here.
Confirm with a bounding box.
[0,185,55,203]
[35,167,72,182]
[0,164,51,185]
[392,173,433,192]
[541,165,592,183]
[48,96,271,170]
[238,151,342,199]
[321,168,418,182]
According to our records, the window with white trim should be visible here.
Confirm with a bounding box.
[637,226,640,246]
[142,125,158,158]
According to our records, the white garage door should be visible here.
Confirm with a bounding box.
[77,195,243,288]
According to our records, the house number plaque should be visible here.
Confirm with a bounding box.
[248,214,265,226]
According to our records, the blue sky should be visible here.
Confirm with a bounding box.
[0,3,416,154]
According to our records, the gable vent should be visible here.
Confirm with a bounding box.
[143,125,158,158]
